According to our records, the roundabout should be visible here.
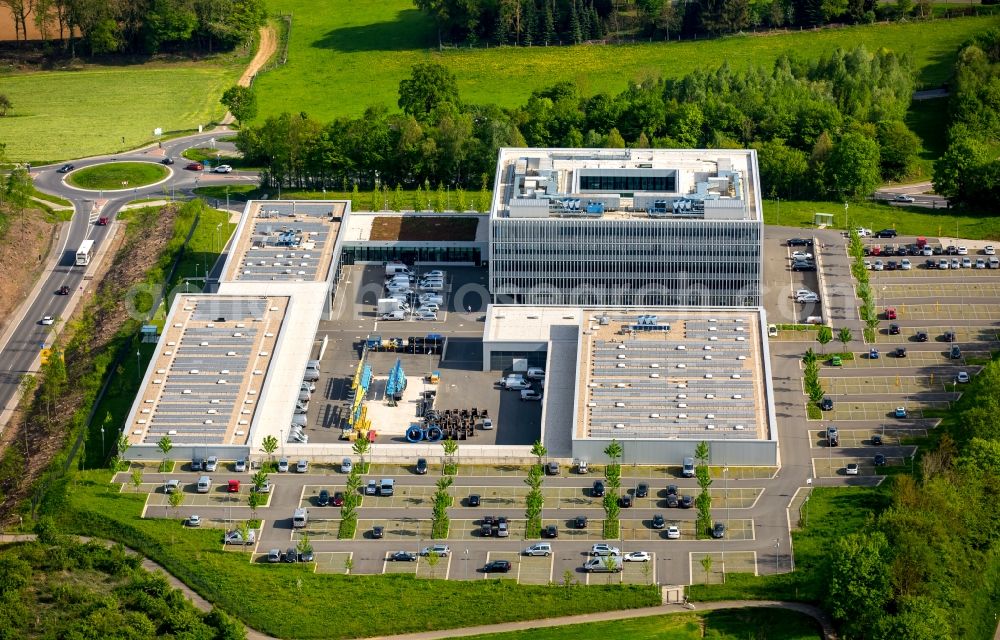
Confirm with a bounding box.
[65,161,171,191]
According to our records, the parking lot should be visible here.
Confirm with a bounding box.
[690,551,757,584]
[820,375,947,395]
[297,265,541,447]
[812,455,910,479]
[809,400,949,422]
[810,427,928,448]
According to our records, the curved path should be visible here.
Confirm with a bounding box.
[222,25,278,125]
[0,532,835,640]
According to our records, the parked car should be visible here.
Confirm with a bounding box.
[787,238,812,247]
[224,529,255,545]
[366,480,378,496]
[894,348,907,358]
[467,494,481,507]
[277,458,289,473]
[943,331,956,342]
[950,345,962,359]
[846,463,860,475]
[524,543,553,556]
[227,479,240,493]
[875,229,898,238]
[592,480,605,497]
[164,479,180,494]
[545,461,559,475]
[820,397,834,411]
[888,323,900,335]
[296,460,309,473]
[635,483,649,498]
[956,371,970,383]
[267,548,282,563]
[619,494,633,508]
[894,407,907,418]
[388,551,416,562]
[205,456,218,472]
[541,525,558,538]
[332,492,344,507]
[624,551,651,562]
[651,514,666,529]
[483,560,512,573]
[252,480,271,494]
[666,525,681,539]
[574,515,588,529]
[187,515,201,527]
[591,544,621,556]
[234,458,247,472]
[829,355,843,366]
[874,454,887,467]
[298,549,314,562]
[665,494,679,508]
[712,522,727,539]
[415,458,428,474]
[871,434,884,446]
[372,526,384,539]
[317,489,330,507]
[520,389,543,401]
[915,331,928,342]
[682,457,695,477]
[827,426,839,447]
[885,307,897,320]
[680,495,694,509]
[420,545,450,557]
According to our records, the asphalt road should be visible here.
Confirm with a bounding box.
[0,132,257,426]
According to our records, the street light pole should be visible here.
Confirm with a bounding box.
[774,538,780,574]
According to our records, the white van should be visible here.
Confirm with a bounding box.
[584,557,623,573]
[196,476,212,493]
[767,324,778,337]
[385,264,411,276]
[292,508,308,528]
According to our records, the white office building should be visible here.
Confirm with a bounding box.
[489,148,763,307]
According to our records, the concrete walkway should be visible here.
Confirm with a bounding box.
[359,600,836,640]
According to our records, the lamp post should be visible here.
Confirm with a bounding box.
[464,548,469,580]
[774,538,780,574]
[100,426,105,461]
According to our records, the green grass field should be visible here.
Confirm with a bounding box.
[67,162,169,190]
[765,199,1000,240]
[0,65,237,163]
[463,608,822,640]
[256,0,999,121]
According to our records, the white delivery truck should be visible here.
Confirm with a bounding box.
[75,239,94,266]
[378,298,404,315]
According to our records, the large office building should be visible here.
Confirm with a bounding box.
[489,148,763,307]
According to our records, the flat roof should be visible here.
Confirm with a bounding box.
[491,147,760,222]
[222,200,346,283]
[124,295,288,447]
[576,309,768,441]
[343,212,489,245]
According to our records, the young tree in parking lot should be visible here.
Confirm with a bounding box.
[261,435,278,468]
[168,487,184,514]
[247,490,264,519]
[251,470,268,491]
[695,442,713,540]
[239,520,252,554]
[157,436,172,473]
[131,468,143,493]
[802,348,818,366]
[838,327,853,349]
[816,325,833,352]
[640,558,653,584]
[442,437,459,475]
[530,440,547,469]
[425,550,441,578]
[352,434,370,473]
[700,555,714,584]
[296,532,313,560]
[601,552,619,584]
[695,441,710,467]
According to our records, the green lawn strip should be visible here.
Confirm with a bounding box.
[254,1,998,121]
[765,199,1000,240]
[0,66,239,163]
[67,162,169,191]
[461,607,821,640]
[192,185,494,211]
[776,324,819,332]
[689,486,890,602]
[28,184,73,207]
[62,471,659,640]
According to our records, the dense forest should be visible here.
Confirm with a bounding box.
[932,28,1000,208]
[2,0,266,55]
[825,347,1000,639]
[237,44,918,201]
[0,531,245,639]
[412,0,935,46]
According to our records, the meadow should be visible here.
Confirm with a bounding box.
[0,65,237,163]
[256,0,1000,121]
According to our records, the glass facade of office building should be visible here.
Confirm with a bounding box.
[489,218,761,306]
